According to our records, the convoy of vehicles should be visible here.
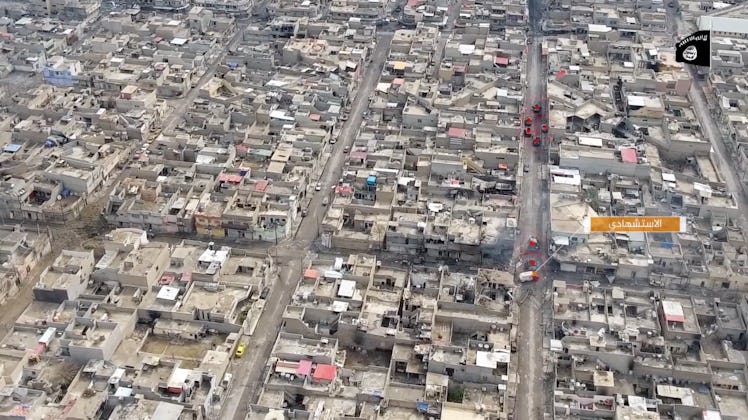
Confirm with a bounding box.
[523,102,546,145]
[516,102,547,284]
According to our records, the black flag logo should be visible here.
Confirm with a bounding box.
[675,30,710,67]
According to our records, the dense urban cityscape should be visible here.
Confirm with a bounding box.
[0,0,745,419]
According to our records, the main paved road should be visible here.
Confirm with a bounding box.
[219,32,394,420]
[513,0,549,416]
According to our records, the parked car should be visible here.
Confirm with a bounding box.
[235,343,246,358]
[315,182,322,191]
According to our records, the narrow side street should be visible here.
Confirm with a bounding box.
[431,0,463,77]
[220,33,394,420]
[687,75,748,228]
[161,25,246,134]
[668,0,748,229]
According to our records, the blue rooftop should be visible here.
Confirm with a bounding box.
[3,144,22,153]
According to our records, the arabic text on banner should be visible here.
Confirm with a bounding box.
[589,216,683,233]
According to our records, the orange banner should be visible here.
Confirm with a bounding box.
[589,216,685,233]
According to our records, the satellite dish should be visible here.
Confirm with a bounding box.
[57,195,62,201]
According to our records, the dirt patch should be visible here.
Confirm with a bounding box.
[141,335,225,360]
[141,340,168,354]
[345,348,392,369]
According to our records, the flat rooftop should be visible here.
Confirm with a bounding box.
[181,283,248,314]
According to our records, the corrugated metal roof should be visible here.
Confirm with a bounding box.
[662,300,685,323]
[313,364,336,381]
[3,144,22,153]
[620,147,638,163]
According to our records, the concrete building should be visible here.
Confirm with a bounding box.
[0,227,52,303]
[34,249,95,303]
[259,255,518,418]
[42,55,82,86]
[552,282,748,419]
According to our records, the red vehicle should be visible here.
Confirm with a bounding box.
[525,258,539,269]
[528,236,540,250]
[533,103,542,113]
[541,124,548,133]
[524,117,533,126]
[533,137,541,146]
[524,127,532,137]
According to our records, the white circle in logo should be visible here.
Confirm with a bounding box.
[682,45,698,62]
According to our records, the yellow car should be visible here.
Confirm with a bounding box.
[235,343,246,358]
